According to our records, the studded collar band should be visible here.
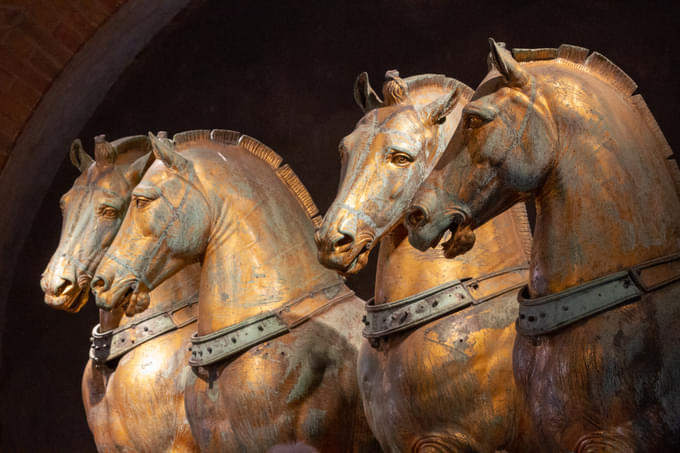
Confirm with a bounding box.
[90,295,198,363]
[362,265,529,341]
[517,253,680,336]
[189,282,354,367]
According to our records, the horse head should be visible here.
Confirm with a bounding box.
[406,38,557,257]
[41,135,153,312]
[91,133,211,315]
[315,70,470,273]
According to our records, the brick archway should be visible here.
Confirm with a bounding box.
[0,0,191,365]
[1,0,130,165]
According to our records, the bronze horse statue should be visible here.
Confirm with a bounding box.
[315,70,539,451]
[406,40,680,451]
[41,135,201,452]
[91,130,380,452]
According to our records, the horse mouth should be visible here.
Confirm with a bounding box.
[118,282,151,316]
[344,241,372,275]
[318,234,373,275]
[97,279,150,316]
[439,213,476,259]
[44,286,89,313]
[119,285,135,312]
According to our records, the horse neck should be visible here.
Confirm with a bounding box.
[194,156,341,335]
[373,87,471,304]
[531,73,680,296]
[100,263,201,330]
[375,207,530,304]
[197,221,341,334]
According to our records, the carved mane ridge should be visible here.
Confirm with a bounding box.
[511,44,680,197]
[171,129,321,224]
[403,74,474,104]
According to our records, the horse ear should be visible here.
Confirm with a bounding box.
[488,38,528,87]
[353,72,384,113]
[421,86,462,125]
[69,139,93,173]
[148,132,189,172]
[123,152,155,186]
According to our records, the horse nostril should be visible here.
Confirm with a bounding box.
[333,232,354,250]
[54,277,73,296]
[406,206,428,229]
[91,276,109,293]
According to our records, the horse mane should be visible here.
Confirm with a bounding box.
[511,44,680,197]
[402,74,474,104]
[110,135,151,156]
[509,202,533,260]
[172,129,322,227]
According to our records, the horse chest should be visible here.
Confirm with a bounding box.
[359,293,522,451]
[514,283,680,451]
[184,323,361,452]
[82,328,196,452]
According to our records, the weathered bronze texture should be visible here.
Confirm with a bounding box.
[41,134,200,452]
[92,130,380,452]
[315,71,539,451]
[406,40,680,451]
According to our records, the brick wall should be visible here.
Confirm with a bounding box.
[0,0,129,170]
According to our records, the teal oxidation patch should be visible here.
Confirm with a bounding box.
[303,408,326,439]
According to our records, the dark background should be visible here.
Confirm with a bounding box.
[1,0,678,450]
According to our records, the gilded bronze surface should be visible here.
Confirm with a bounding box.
[41,135,200,452]
[316,71,539,451]
[406,40,680,451]
[92,130,380,452]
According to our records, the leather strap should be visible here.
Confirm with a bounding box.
[90,295,198,363]
[362,265,529,339]
[189,282,354,367]
[517,253,680,336]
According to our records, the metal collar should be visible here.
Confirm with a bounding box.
[362,265,529,340]
[517,253,680,336]
[90,294,198,363]
[189,282,354,367]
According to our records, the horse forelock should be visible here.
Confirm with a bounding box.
[92,135,150,168]
[94,140,117,167]
[382,74,409,106]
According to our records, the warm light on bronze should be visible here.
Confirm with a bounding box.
[316,71,539,451]
[41,134,201,452]
[407,40,680,451]
[91,130,380,452]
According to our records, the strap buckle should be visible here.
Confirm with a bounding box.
[169,299,199,328]
[629,253,680,292]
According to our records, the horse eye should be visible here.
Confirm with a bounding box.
[134,197,152,209]
[464,114,486,130]
[99,206,118,218]
[389,151,413,167]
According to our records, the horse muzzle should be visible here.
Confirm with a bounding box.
[315,228,373,275]
[92,274,150,316]
[405,200,468,253]
[41,266,90,312]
